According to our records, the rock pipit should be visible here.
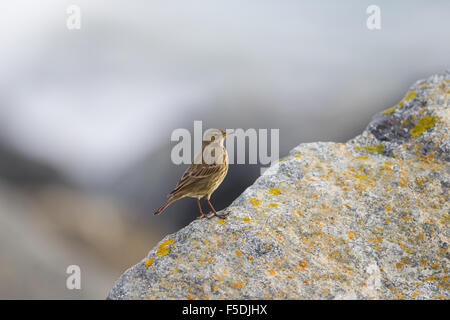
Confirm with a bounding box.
[154,128,230,219]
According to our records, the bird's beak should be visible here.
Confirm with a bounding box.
[224,129,234,137]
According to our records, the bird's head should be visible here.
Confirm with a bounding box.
[203,128,229,147]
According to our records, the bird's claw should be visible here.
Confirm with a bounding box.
[197,212,215,219]
[206,211,230,219]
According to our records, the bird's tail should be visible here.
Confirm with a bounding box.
[154,197,177,215]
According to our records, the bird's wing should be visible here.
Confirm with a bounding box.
[168,163,224,196]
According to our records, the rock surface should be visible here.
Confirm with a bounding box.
[108,72,449,300]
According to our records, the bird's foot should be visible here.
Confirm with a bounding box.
[196,213,209,219]
[207,211,230,219]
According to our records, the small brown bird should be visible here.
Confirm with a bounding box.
[154,128,230,219]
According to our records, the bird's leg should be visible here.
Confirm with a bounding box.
[206,199,229,219]
[196,198,208,219]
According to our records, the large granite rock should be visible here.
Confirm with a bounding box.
[108,72,449,300]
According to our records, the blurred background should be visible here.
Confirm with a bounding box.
[0,0,449,299]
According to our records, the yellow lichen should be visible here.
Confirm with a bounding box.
[384,105,398,115]
[241,217,251,222]
[217,219,226,225]
[415,177,425,186]
[144,257,154,267]
[267,203,279,207]
[267,269,276,275]
[384,90,417,114]
[268,188,281,195]
[354,144,385,154]
[156,238,175,257]
[249,198,262,206]
[410,115,438,137]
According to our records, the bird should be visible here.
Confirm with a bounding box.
[154,128,230,219]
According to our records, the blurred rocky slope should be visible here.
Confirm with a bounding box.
[109,72,449,300]
[0,144,166,299]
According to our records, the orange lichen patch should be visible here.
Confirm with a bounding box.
[268,188,281,195]
[204,295,210,300]
[249,198,262,206]
[267,203,279,207]
[415,177,425,186]
[298,261,307,271]
[347,231,356,240]
[294,154,302,158]
[398,176,407,187]
[217,219,226,225]
[394,293,405,299]
[144,257,154,267]
[241,217,251,222]
[186,296,195,300]
[312,194,319,198]
[410,291,419,298]
[235,250,243,257]
[267,269,276,275]
[232,281,245,288]
[172,268,178,273]
[385,205,392,211]
[156,238,175,257]
[396,262,403,269]
[442,275,449,281]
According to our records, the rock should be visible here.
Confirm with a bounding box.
[108,72,449,300]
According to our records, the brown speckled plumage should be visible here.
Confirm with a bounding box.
[154,128,229,219]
